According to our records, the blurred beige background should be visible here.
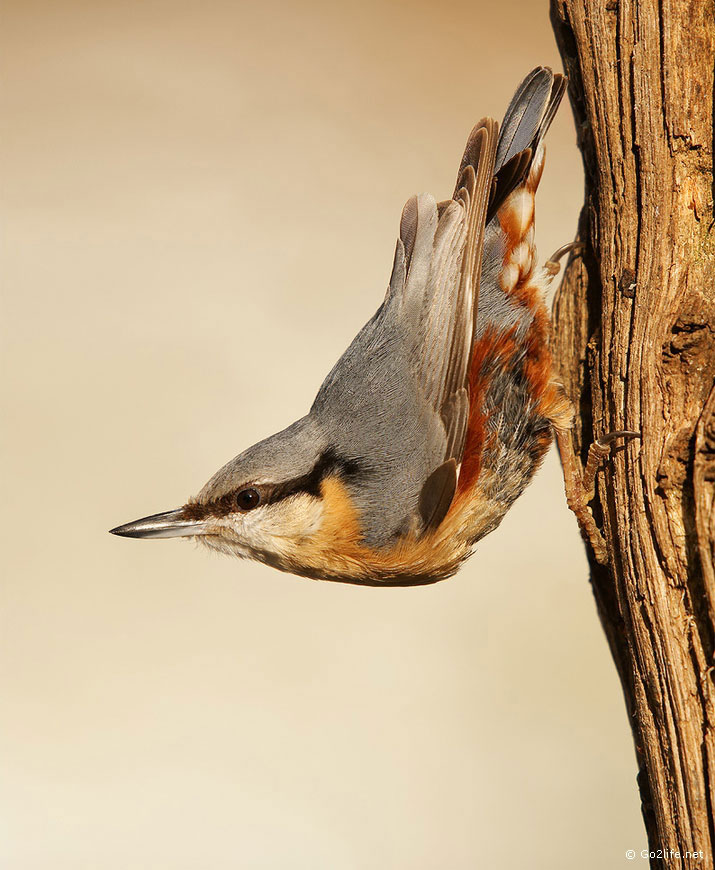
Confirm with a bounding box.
[2,1,646,867]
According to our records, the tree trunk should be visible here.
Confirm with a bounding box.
[549,1,715,865]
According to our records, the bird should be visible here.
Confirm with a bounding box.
[111,67,592,585]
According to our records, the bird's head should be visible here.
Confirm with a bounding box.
[110,417,367,579]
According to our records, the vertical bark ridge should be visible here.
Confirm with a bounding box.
[550,1,715,864]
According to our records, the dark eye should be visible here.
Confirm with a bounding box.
[236,488,261,511]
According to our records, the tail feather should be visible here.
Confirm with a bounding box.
[495,67,564,172]
[475,67,566,341]
[485,69,564,226]
[470,64,566,382]
[459,68,567,502]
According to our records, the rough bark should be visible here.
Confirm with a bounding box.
[550,0,715,866]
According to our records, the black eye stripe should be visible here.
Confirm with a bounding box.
[186,449,361,520]
[259,449,361,505]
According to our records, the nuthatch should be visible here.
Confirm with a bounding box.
[111,67,616,583]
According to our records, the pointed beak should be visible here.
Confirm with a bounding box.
[109,508,208,540]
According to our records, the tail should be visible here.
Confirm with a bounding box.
[476,67,566,340]
[495,67,565,173]
[457,68,571,501]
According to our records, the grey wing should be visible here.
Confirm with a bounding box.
[385,118,498,530]
[310,118,498,544]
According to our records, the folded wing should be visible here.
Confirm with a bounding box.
[385,119,499,531]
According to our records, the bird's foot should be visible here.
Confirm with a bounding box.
[554,426,641,565]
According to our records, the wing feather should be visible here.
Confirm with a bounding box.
[384,118,498,532]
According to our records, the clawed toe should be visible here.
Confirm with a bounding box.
[596,430,641,448]
[544,241,585,278]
